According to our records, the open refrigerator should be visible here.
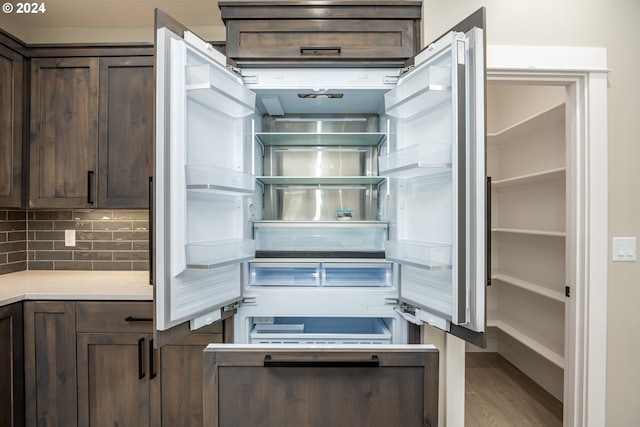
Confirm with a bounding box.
[153,10,487,348]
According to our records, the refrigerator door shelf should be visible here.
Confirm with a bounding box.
[385,240,452,271]
[186,64,255,117]
[379,143,452,178]
[186,165,255,195]
[186,239,256,269]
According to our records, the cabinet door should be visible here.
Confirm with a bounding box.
[24,301,77,427]
[160,323,223,427]
[0,45,24,208]
[155,18,256,332]
[0,303,24,427]
[382,10,486,346]
[29,57,99,208]
[77,332,158,427]
[98,56,154,208]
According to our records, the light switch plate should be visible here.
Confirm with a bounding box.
[612,237,636,262]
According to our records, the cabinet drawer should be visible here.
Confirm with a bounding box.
[226,19,417,66]
[76,301,153,333]
[219,1,422,67]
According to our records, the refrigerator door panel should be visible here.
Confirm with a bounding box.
[384,20,485,341]
[155,25,256,331]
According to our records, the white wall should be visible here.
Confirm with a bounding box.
[424,1,640,425]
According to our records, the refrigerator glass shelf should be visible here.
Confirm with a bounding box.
[379,143,452,178]
[255,132,387,147]
[186,165,255,195]
[186,239,256,269]
[385,240,452,270]
[186,64,255,118]
[385,65,452,119]
[256,176,386,186]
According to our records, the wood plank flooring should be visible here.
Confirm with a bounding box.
[465,352,563,427]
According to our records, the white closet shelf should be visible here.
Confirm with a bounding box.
[491,167,566,188]
[487,314,564,369]
[492,273,566,302]
[487,103,565,144]
[255,132,386,147]
[491,228,566,237]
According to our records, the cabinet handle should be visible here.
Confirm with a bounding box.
[264,354,379,368]
[486,176,492,286]
[138,337,145,379]
[300,46,341,56]
[148,176,154,285]
[125,316,153,322]
[149,339,156,380]
[87,170,95,204]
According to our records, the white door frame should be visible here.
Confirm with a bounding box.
[483,45,609,427]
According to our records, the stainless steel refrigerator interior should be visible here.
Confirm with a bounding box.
[154,10,487,346]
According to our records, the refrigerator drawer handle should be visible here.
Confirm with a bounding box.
[125,316,153,322]
[263,354,379,368]
[300,46,341,56]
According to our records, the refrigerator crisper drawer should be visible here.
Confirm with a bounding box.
[254,221,389,254]
[249,262,393,287]
[250,317,393,344]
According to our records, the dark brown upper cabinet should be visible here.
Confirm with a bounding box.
[29,57,100,208]
[98,56,154,208]
[0,45,25,208]
[218,0,422,67]
[28,54,154,209]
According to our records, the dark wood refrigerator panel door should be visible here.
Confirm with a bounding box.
[29,57,99,208]
[204,346,439,427]
[98,56,154,208]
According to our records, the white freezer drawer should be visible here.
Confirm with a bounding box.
[249,317,393,344]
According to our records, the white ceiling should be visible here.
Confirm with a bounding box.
[0,0,225,43]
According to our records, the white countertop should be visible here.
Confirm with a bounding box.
[0,270,153,306]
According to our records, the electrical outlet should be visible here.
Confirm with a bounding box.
[65,229,76,247]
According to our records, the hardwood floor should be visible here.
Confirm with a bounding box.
[465,352,563,427]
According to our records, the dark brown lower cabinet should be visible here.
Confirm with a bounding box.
[75,301,223,427]
[24,301,77,427]
[203,346,439,427]
[0,303,24,427]
[16,300,224,427]
[76,332,160,427]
